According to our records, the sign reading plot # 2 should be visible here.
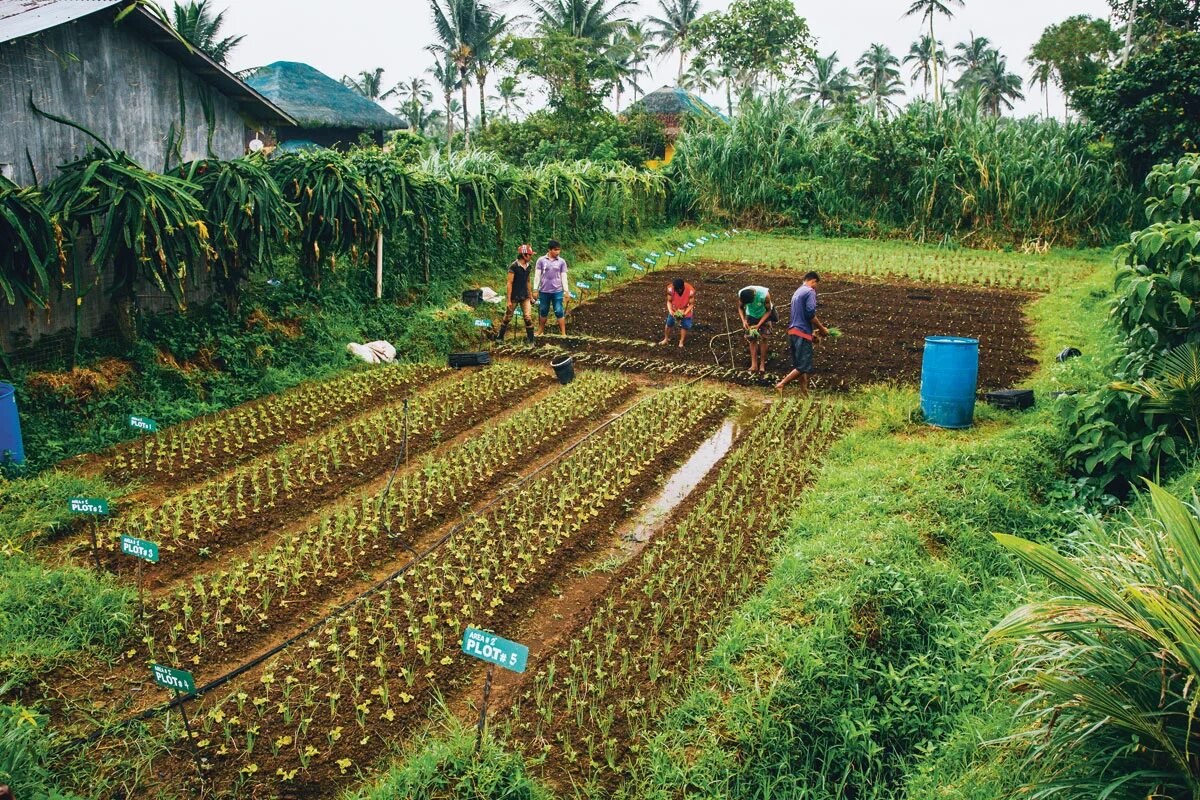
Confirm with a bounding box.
[462,627,528,673]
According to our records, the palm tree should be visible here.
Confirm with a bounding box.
[396,77,434,131]
[171,1,244,64]
[647,0,701,83]
[904,34,945,100]
[607,29,644,112]
[971,50,1024,116]
[469,5,511,129]
[491,74,526,120]
[342,68,388,101]
[795,53,856,108]
[680,56,721,95]
[856,43,905,118]
[903,0,964,104]
[528,0,636,44]
[429,56,460,152]
[625,20,653,100]
[950,33,992,87]
[1026,55,1054,118]
[429,0,489,146]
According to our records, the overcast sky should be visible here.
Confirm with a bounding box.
[222,0,1114,121]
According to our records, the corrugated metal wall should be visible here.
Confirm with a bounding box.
[0,14,249,358]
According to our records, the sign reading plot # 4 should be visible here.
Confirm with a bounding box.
[152,663,195,694]
[462,627,528,673]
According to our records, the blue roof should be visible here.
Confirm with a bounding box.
[243,61,403,131]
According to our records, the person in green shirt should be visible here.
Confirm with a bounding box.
[738,285,776,375]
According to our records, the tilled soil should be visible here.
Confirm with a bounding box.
[563,265,1038,391]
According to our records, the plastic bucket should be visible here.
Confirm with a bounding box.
[920,336,979,429]
[0,382,26,465]
[551,355,575,386]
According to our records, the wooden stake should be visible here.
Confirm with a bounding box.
[176,692,205,779]
[90,520,102,571]
[376,231,384,300]
[474,664,495,756]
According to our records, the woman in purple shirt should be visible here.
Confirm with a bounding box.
[535,239,569,336]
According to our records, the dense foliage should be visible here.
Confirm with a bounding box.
[1075,32,1200,179]
[1067,153,1200,492]
[989,482,1200,799]
[670,94,1135,245]
[0,178,57,311]
[474,109,666,167]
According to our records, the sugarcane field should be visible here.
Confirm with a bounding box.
[2,0,1200,798]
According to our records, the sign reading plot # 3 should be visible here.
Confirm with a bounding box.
[462,626,528,673]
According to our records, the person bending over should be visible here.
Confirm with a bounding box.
[660,277,696,347]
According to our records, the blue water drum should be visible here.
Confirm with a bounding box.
[920,337,979,429]
[0,382,25,465]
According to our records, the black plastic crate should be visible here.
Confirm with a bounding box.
[448,351,491,368]
[462,289,483,307]
[984,389,1034,410]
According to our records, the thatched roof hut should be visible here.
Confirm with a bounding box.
[243,61,405,150]
[626,85,727,140]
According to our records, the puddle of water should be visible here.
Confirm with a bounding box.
[622,418,738,545]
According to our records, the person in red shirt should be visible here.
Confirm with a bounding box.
[659,277,696,348]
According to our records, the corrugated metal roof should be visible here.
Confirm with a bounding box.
[0,0,294,126]
[0,0,122,44]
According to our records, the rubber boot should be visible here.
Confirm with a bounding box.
[496,320,509,341]
[524,319,536,345]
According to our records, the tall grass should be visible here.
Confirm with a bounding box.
[670,94,1136,247]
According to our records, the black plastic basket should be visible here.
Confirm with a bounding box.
[448,351,491,368]
[462,289,483,308]
[984,389,1035,410]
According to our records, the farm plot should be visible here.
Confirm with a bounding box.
[537,266,1037,390]
[163,383,732,796]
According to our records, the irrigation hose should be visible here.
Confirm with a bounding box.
[67,365,715,750]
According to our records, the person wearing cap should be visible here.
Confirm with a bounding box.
[497,244,536,345]
[738,284,776,375]
[659,277,696,347]
[776,272,830,394]
[535,240,569,337]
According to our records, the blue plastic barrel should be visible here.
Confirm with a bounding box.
[0,382,25,465]
[920,337,979,429]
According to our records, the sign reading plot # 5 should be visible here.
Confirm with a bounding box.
[462,627,528,673]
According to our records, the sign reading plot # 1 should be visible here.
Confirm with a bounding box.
[462,626,528,673]
[151,663,195,694]
[128,415,157,432]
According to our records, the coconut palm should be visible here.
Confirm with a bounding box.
[795,53,856,108]
[528,0,636,44]
[904,34,945,99]
[491,74,527,119]
[607,29,644,111]
[625,21,654,100]
[903,0,964,103]
[1026,55,1054,118]
[429,56,460,151]
[950,33,992,87]
[429,0,491,146]
[469,5,512,128]
[396,77,435,131]
[856,43,904,118]
[971,50,1024,116]
[170,1,244,64]
[647,0,701,83]
[681,56,721,95]
[341,68,388,101]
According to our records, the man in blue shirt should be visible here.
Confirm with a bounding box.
[776,272,829,394]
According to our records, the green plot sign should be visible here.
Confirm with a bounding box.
[128,415,158,432]
[462,627,528,673]
[152,664,195,694]
[68,497,109,515]
[121,535,159,563]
